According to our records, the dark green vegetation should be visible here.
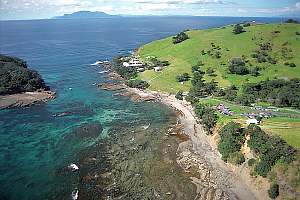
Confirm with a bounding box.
[172,32,189,44]
[175,90,183,100]
[194,103,218,134]
[176,73,190,82]
[0,54,48,95]
[126,79,149,89]
[268,183,279,199]
[112,56,137,79]
[246,124,295,177]
[286,19,299,24]
[217,122,245,162]
[233,24,245,34]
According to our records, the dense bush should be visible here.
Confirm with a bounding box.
[228,151,245,165]
[233,24,245,34]
[0,54,48,95]
[126,80,149,89]
[176,73,190,82]
[217,122,245,161]
[248,158,256,166]
[268,183,279,199]
[172,32,189,44]
[175,90,183,100]
[246,125,296,177]
[195,103,218,134]
[112,56,137,79]
[286,19,299,23]
[228,58,249,75]
[242,78,300,108]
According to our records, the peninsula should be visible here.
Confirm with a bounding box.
[0,54,55,109]
[104,21,300,200]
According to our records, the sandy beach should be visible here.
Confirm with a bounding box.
[0,90,56,109]
[127,88,269,200]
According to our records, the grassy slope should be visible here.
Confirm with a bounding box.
[138,23,300,148]
[138,23,300,93]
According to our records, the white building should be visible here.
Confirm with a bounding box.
[246,118,259,125]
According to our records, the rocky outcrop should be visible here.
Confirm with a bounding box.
[0,90,56,109]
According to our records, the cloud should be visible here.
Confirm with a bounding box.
[135,0,235,5]
[256,1,300,14]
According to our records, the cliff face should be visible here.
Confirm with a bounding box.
[0,54,49,95]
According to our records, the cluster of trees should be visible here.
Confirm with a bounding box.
[187,65,219,101]
[146,57,169,69]
[246,124,295,177]
[0,54,48,95]
[176,73,190,82]
[251,42,277,64]
[228,57,250,75]
[217,122,245,164]
[112,56,137,79]
[172,32,189,44]
[126,80,149,89]
[286,19,299,24]
[233,24,245,34]
[242,78,300,108]
[195,103,218,134]
[284,62,296,68]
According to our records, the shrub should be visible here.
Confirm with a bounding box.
[268,183,279,199]
[228,152,245,165]
[176,73,190,82]
[195,104,218,134]
[296,31,300,35]
[228,57,249,75]
[233,24,245,34]
[248,158,256,166]
[286,19,299,23]
[126,80,149,89]
[289,63,296,68]
[218,122,245,161]
[206,68,215,76]
[175,90,183,100]
[172,32,189,44]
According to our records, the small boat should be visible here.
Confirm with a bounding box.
[142,123,150,130]
[69,87,73,90]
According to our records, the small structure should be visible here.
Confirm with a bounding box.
[216,104,233,116]
[246,118,259,125]
[154,66,162,72]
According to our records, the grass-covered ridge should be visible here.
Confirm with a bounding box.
[138,23,300,93]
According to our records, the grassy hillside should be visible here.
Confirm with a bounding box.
[138,23,300,93]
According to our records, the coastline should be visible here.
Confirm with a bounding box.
[0,90,56,109]
[125,87,269,200]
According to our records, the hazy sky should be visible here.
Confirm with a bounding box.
[0,0,300,20]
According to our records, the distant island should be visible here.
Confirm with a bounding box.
[53,11,117,19]
[0,54,55,109]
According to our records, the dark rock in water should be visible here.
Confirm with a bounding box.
[64,123,103,141]
[73,123,103,138]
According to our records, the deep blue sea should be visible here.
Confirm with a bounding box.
[0,16,284,199]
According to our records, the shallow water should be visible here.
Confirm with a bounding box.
[0,16,283,199]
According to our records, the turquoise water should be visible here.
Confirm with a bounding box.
[0,17,283,199]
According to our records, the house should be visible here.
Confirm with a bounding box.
[122,56,143,68]
[154,66,162,72]
[246,118,259,125]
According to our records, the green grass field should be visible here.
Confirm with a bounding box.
[138,23,300,93]
[138,23,300,148]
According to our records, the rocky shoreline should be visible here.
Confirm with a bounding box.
[97,79,269,199]
[0,90,56,109]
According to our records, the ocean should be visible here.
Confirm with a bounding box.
[0,16,283,199]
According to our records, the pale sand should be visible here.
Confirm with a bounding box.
[128,88,269,200]
[0,91,56,109]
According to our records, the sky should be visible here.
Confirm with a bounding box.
[0,0,300,20]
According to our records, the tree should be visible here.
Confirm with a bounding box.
[126,80,149,89]
[175,90,184,100]
[176,73,190,82]
[172,32,189,44]
[233,24,245,34]
[268,184,279,199]
[228,57,249,75]
[286,18,299,23]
